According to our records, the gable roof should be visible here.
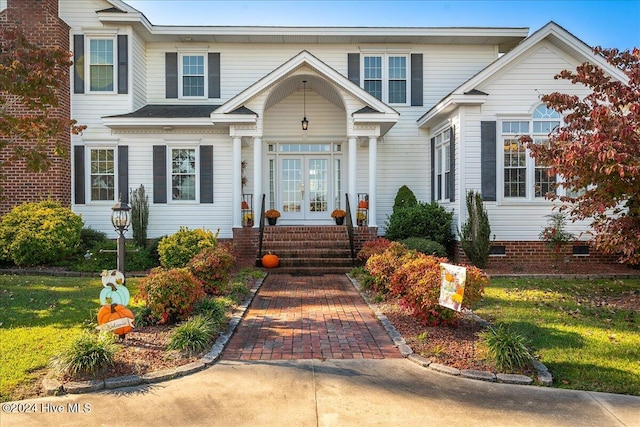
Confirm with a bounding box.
[417,21,629,129]
[210,50,399,134]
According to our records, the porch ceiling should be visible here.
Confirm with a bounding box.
[265,75,345,111]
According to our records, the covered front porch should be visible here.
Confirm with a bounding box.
[211,50,398,230]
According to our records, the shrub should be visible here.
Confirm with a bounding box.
[357,237,392,262]
[74,241,158,272]
[392,185,418,213]
[50,331,117,376]
[79,227,108,254]
[385,254,488,327]
[137,268,205,323]
[187,243,235,295]
[400,237,447,257]
[384,202,455,252]
[134,305,160,327]
[459,190,492,268]
[130,184,149,248]
[0,200,84,266]
[157,227,219,268]
[480,324,533,371]
[194,296,232,325]
[365,242,414,294]
[168,315,218,353]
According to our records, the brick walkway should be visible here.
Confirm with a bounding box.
[222,274,401,360]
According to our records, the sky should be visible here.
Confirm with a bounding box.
[125,0,639,50]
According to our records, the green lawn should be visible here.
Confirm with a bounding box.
[0,275,142,402]
[475,277,640,395]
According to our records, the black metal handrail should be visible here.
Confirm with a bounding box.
[256,194,266,266]
[345,193,356,266]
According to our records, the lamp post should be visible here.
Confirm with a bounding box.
[111,196,131,274]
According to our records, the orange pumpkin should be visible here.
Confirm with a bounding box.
[262,253,280,268]
[358,200,368,209]
[241,201,249,209]
[97,303,135,337]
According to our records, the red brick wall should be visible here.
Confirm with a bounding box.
[0,0,71,215]
[454,240,618,268]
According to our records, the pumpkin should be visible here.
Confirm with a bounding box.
[97,303,135,336]
[262,253,280,268]
[101,269,125,287]
[358,200,368,209]
[241,201,249,209]
[99,283,130,306]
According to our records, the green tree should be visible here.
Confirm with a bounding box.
[459,190,491,268]
[0,29,86,175]
[523,47,640,265]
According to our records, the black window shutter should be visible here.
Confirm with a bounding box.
[117,35,128,94]
[73,35,84,94]
[411,53,423,106]
[430,137,436,202]
[208,53,220,99]
[449,127,455,202]
[200,146,214,203]
[153,145,167,203]
[165,53,178,99]
[347,53,360,85]
[74,145,85,204]
[118,146,129,203]
[481,121,497,201]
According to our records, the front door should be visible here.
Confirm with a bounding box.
[280,156,331,221]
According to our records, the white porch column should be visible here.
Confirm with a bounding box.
[232,136,242,228]
[252,137,262,226]
[368,136,377,227]
[348,137,357,218]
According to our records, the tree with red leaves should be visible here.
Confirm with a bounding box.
[0,28,85,175]
[524,47,640,265]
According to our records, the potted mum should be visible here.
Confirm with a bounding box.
[243,212,254,227]
[265,209,281,225]
[331,209,346,225]
[356,210,367,226]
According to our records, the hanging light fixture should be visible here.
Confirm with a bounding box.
[301,80,309,130]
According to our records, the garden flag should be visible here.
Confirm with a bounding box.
[439,263,467,312]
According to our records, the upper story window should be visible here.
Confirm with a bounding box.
[171,148,197,201]
[434,129,451,201]
[181,55,205,97]
[363,54,408,104]
[88,38,115,92]
[89,148,115,201]
[501,105,561,200]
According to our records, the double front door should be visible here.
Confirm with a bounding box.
[279,155,339,222]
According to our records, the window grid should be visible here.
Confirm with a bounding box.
[89,39,114,92]
[364,56,382,100]
[434,129,450,201]
[363,54,409,104]
[388,56,406,104]
[171,148,196,201]
[182,55,205,97]
[90,148,115,201]
[503,138,527,198]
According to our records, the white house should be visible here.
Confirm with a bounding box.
[33,0,627,264]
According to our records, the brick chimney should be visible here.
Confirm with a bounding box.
[0,0,71,214]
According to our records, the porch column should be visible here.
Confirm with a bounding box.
[252,137,262,226]
[232,136,242,228]
[368,136,377,227]
[348,136,357,219]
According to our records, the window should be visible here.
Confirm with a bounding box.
[90,148,115,201]
[434,129,451,201]
[501,106,561,200]
[171,148,197,201]
[88,39,114,92]
[362,54,408,104]
[182,55,205,97]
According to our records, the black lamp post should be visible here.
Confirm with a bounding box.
[111,196,131,274]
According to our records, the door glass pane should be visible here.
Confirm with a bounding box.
[308,159,328,213]
[281,159,301,213]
